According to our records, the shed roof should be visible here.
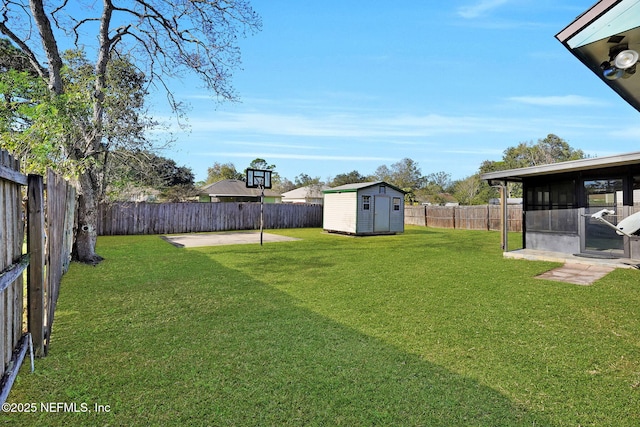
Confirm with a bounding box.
[481,151,640,182]
[323,181,406,194]
[200,179,282,197]
[556,0,640,113]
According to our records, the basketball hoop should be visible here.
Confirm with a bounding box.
[246,169,272,189]
[245,168,273,246]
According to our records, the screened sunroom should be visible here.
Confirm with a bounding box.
[482,152,640,260]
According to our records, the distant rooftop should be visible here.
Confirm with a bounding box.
[200,179,281,197]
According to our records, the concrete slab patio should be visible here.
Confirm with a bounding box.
[161,231,301,248]
[504,249,640,270]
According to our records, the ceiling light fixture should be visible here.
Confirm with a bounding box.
[601,44,639,80]
[601,61,625,80]
[614,49,639,69]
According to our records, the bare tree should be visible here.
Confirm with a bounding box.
[0,0,261,264]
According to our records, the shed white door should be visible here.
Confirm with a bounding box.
[374,196,391,232]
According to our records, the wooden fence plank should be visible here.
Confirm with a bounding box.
[0,163,28,186]
[0,334,30,405]
[40,170,76,355]
[0,256,29,294]
[27,175,45,358]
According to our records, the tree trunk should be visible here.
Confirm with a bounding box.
[72,167,104,265]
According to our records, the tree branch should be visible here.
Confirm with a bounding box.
[0,5,49,80]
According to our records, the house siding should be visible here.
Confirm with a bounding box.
[323,192,358,233]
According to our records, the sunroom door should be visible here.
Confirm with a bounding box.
[583,179,624,256]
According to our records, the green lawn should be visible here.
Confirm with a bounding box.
[4,226,640,426]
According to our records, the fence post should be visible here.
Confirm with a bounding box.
[27,174,45,357]
[452,206,457,229]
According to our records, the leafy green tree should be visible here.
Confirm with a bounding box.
[486,134,585,171]
[248,158,276,171]
[329,170,369,187]
[374,158,425,204]
[425,171,452,193]
[0,0,261,264]
[391,158,425,190]
[1,46,156,261]
[2,48,155,174]
[206,162,243,184]
[476,134,585,200]
[373,164,393,182]
[0,38,32,72]
[104,149,196,202]
[452,174,490,205]
[294,173,322,187]
[275,177,296,193]
[413,171,454,205]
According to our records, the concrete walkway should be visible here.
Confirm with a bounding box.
[505,248,639,285]
[535,263,615,285]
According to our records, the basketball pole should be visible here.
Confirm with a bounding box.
[246,168,271,247]
[260,183,264,246]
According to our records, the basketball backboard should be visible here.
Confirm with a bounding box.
[246,168,272,189]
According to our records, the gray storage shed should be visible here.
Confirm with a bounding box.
[323,181,405,235]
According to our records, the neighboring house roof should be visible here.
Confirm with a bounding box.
[200,179,282,198]
[481,151,640,182]
[281,185,330,200]
[323,181,407,194]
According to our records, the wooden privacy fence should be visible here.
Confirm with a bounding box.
[98,202,324,235]
[0,151,28,405]
[41,170,76,353]
[0,149,75,405]
[405,205,523,232]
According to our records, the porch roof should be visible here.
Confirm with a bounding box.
[481,151,640,183]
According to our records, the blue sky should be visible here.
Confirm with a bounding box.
[151,1,640,183]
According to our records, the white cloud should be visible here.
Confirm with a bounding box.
[508,95,601,107]
[457,0,510,19]
[443,148,505,156]
[199,152,395,162]
[609,126,640,139]
[182,111,543,141]
[231,141,326,150]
